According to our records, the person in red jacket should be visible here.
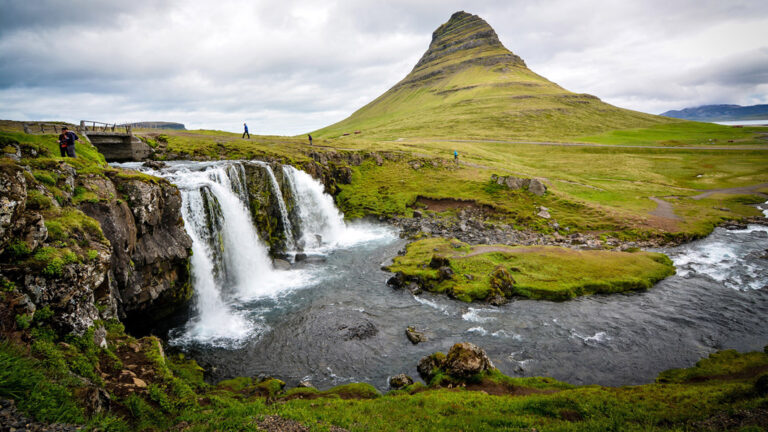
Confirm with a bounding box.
[58,126,78,158]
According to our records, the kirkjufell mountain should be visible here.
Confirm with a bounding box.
[314,11,674,140]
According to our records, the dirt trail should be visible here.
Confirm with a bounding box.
[433,138,768,151]
[648,197,680,220]
[692,182,768,200]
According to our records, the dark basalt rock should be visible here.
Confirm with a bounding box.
[429,255,450,269]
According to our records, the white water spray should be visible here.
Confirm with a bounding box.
[282,165,391,250]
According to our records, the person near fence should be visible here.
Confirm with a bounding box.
[242,122,250,139]
[58,126,78,158]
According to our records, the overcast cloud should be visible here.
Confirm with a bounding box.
[1,0,767,134]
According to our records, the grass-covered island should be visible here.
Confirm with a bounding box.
[386,238,676,302]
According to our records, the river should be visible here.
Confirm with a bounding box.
[118,161,768,391]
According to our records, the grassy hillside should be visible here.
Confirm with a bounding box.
[2,325,767,431]
[312,11,676,141]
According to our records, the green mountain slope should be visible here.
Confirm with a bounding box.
[313,11,677,140]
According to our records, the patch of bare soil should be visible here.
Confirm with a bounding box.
[414,196,486,212]
[255,415,349,432]
[690,407,768,431]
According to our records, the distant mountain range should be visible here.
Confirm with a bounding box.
[122,121,186,130]
[661,104,768,122]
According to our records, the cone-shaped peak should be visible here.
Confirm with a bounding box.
[400,11,525,89]
[313,11,665,140]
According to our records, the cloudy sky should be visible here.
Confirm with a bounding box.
[1,0,767,134]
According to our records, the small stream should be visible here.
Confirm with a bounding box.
[119,161,768,391]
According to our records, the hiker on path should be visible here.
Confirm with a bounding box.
[58,126,78,158]
[308,134,313,145]
[242,123,250,139]
[454,150,458,166]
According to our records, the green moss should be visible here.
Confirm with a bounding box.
[388,238,676,301]
[33,170,57,186]
[43,208,105,243]
[5,240,32,260]
[25,189,53,210]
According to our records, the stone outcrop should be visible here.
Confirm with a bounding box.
[0,138,192,336]
[389,374,414,389]
[242,162,297,253]
[490,174,547,196]
[418,343,496,383]
[79,172,193,330]
[444,342,495,378]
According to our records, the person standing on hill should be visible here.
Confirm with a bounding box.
[454,150,459,166]
[308,134,313,145]
[242,122,250,139]
[58,126,78,158]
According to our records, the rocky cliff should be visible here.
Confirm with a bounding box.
[0,134,192,339]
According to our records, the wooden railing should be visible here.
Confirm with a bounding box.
[22,122,67,134]
[79,120,132,134]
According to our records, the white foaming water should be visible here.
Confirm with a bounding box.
[149,162,314,346]
[282,165,392,251]
[467,326,488,336]
[175,187,254,345]
[571,330,611,344]
[669,220,768,291]
[413,295,450,314]
[254,162,296,251]
[462,307,497,323]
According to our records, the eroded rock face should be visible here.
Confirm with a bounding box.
[445,342,495,378]
[1,143,193,336]
[82,172,193,330]
[0,165,27,251]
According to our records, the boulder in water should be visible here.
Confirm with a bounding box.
[294,252,308,262]
[273,259,291,270]
[406,326,427,344]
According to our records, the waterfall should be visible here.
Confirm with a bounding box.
[178,186,253,343]
[282,165,347,249]
[118,160,391,346]
[156,162,313,345]
[282,165,392,250]
[255,162,296,251]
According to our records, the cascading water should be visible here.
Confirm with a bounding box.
[143,161,316,346]
[282,165,390,251]
[255,162,296,251]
